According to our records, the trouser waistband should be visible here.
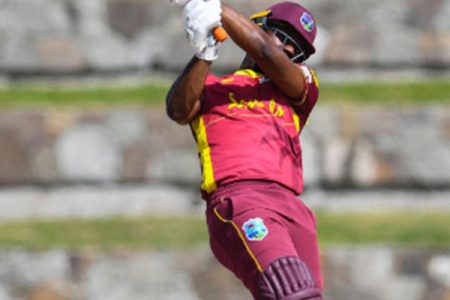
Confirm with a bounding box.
[203,180,297,204]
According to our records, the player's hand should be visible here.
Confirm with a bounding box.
[195,33,221,61]
[183,0,222,58]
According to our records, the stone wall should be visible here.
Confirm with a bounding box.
[0,247,448,300]
[0,0,450,75]
[1,106,449,189]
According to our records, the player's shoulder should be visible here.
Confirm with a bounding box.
[205,72,238,84]
[205,73,221,85]
[206,69,263,87]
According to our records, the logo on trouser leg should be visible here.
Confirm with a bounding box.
[242,218,268,241]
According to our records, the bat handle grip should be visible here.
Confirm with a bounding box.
[213,26,228,42]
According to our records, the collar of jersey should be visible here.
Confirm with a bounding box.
[234,69,264,79]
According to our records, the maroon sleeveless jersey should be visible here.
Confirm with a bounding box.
[191,66,319,195]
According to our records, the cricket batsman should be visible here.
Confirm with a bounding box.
[166,0,323,299]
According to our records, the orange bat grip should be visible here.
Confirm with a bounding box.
[213,26,228,42]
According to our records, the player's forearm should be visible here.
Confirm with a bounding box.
[221,4,305,99]
[221,4,272,61]
[166,57,210,125]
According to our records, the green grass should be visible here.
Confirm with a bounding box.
[0,212,448,250]
[0,217,207,250]
[0,83,169,108]
[0,79,449,108]
[316,211,450,248]
[319,79,450,105]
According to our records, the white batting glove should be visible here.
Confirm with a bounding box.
[183,0,222,58]
[195,34,221,61]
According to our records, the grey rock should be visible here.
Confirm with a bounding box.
[0,127,30,183]
[26,280,80,300]
[106,0,150,40]
[56,123,122,181]
[302,189,450,212]
[306,106,342,140]
[0,184,449,222]
[322,137,352,184]
[433,1,450,31]
[0,283,10,300]
[406,0,441,30]
[421,31,450,66]
[429,255,450,288]
[0,248,447,300]
[145,110,194,150]
[176,249,252,300]
[0,184,201,221]
[0,0,450,72]
[0,250,69,287]
[105,109,147,147]
[75,0,168,71]
[35,36,86,72]
[349,138,378,186]
[0,0,72,71]
[29,143,60,183]
[147,149,201,184]
[323,247,426,300]
[121,143,148,181]
[83,252,200,300]
[324,24,376,65]
[301,129,322,187]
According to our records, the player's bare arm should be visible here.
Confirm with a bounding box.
[166,0,222,125]
[166,57,210,125]
[221,4,306,99]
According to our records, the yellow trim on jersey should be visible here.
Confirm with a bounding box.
[191,116,216,193]
[214,207,264,273]
[221,77,235,84]
[292,110,301,133]
[310,67,320,88]
[234,69,264,79]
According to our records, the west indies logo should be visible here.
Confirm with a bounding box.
[300,12,314,32]
[242,218,269,241]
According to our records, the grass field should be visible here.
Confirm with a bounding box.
[319,79,450,105]
[0,78,449,108]
[0,212,448,250]
[0,82,168,108]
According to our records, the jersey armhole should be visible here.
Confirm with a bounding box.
[288,65,311,106]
